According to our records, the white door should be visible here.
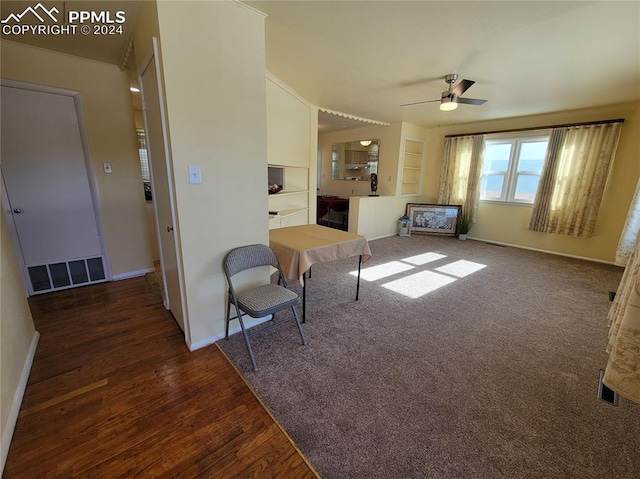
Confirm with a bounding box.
[139,43,185,332]
[1,85,107,294]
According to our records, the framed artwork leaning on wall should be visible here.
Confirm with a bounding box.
[405,203,461,236]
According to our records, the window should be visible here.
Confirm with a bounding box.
[480,135,549,204]
[137,130,152,201]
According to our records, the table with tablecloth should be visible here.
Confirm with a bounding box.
[269,224,371,321]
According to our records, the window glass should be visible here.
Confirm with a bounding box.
[481,174,505,199]
[480,136,549,204]
[482,143,511,172]
[518,141,547,172]
[514,174,541,201]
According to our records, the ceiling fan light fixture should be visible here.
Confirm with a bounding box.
[440,98,458,111]
[360,140,372,146]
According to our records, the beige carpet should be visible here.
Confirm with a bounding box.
[219,235,640,479]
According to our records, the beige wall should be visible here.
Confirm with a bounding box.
[154,1,268,345]
[0,212,37,469]
[1,41,154,278]
[422,102,640,262]
[349,195,411,239]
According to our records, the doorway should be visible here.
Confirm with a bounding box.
[138,39,187,335]
[1,83,108,295]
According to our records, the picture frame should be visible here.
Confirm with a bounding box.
[405,203,461,236]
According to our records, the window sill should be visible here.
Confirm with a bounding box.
[480,199,533,207]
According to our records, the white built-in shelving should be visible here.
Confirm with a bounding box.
[400,137,425,196]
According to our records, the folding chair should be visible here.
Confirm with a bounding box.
[223,244,307,371]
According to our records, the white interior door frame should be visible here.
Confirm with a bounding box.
[138,38,190,344]
[0,79,112,293]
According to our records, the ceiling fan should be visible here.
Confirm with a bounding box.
[400,74,487,111]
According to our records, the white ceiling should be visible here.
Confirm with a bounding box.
[3,1,638,133]
[247,0,640,131]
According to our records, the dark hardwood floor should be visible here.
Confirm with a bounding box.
[4,275,318,478]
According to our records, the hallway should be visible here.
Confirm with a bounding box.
[4,275,317,478]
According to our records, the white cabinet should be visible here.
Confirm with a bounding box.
[266,76,313,228]
[400,137,425,196]
[345,150,369,164]
[266,78,309,168]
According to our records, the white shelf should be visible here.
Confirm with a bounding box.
[268,208,308,229]
[400,137,425,197]
[269,207,307,217]
[268,163,307,169]
[270,189,306,197]
[268,164,309,229]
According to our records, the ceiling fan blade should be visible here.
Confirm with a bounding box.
[399,99,440,107]
[457,97,487,105]
[451,79,475,97]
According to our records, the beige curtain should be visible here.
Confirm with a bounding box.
[437,135,484,219]
[615,176,640,266]
[528,122,622,237]
[604,227,640,404]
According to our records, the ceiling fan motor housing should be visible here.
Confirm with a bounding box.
[444,73,458,85]
[399,72,486,108]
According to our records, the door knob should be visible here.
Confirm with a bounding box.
[167,226,174,232]
[13,208,22,214]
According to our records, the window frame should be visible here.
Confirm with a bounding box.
[480,132,550,206]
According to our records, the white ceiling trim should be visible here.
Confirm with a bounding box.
[318,107,390,127]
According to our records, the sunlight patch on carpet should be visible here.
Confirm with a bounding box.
[382,270,456,298]
[401,252,447,266]
[435,260,487,278]
[350,261,414,281]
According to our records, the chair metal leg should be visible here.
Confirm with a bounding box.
[234,304,258,371]
[356,254,362,300]
[225,301,231,339]
[291,306,307,345]
[302,271,307,323]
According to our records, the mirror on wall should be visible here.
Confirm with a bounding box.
[331,139,380,180]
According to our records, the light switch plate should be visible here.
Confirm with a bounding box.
[188,165,202,184]
[103,162,112,173]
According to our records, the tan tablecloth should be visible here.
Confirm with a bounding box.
[269,224,372,282]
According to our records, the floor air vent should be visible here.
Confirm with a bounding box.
[27,257,107,294]
[597,369,619,406]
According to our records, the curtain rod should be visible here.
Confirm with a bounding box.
[444,118,625,138]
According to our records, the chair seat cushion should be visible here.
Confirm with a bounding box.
[236,284,299,317]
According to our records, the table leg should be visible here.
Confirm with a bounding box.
[302,271,307,323]
[356,255,362,300]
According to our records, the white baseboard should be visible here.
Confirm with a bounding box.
[112,267,156,281]
[368,233,398,242]
[188,315,272,351]
[1,330,40,474]
[466,236,615,265]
